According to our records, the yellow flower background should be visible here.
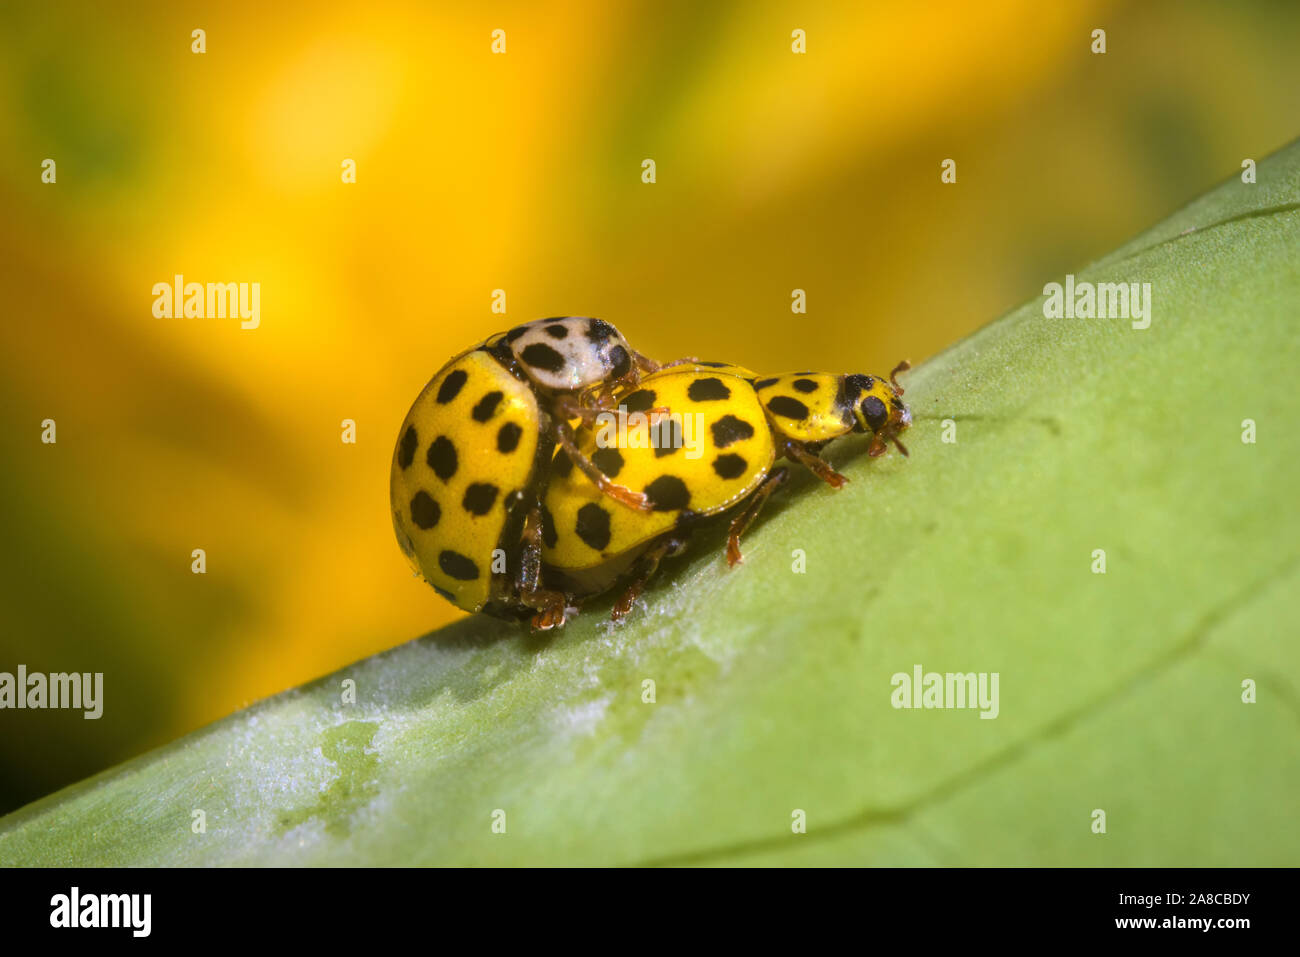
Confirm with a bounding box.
[1,0,1298,814]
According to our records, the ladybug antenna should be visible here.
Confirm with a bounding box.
[892,434,910,457]
[889,360,912,395]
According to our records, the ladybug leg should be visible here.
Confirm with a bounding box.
[867,429,909,458]
[626,355,696,419]
[725,467,789,566]
[553,391,616,427]
[529,599,574,632]
[556,386,670,425]
[633,353,704,375]
[783,440,848,488]
[515,503,573,631]
[611,535,691,622]
[632,349,662,374]
[552,419,654,512]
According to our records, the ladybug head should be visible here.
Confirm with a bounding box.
[846,361,912,457]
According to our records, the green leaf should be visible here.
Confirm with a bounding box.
[4,143,1299,867]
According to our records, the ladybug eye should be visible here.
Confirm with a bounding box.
[859,395,889,431]
[607,344,632,379]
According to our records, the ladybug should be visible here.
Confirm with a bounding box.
[390,317,666,624]
[538,361,912,625]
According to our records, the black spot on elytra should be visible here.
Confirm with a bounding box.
[436,369,468,403]
[539,503,558,548]
[552,449,574,478]
[575,503,613,550]
[607,344,631,379]
[591,447,624,478]
[427,436,458,480]
[497,422,523,453]
[586,318,616,343]
[506,325,529,342]
[687,377,731,402]
[545,323,569,339]
[792,378,819,394]
[431,583,457,603]
[644,474,690,511]
[520,343,566,374]
[438,550,480,581]
[711,414,754,448]
[767,395,810,420]
[860,395,889,430]
[410,490,441,529]
[398,425,418,468]
[753,377,778,390]
[622,389,656,414]
[652,418,681,457]
[713,454,748,479]
[471,390,504,422]
[462,483,499,515]
[699,361,730,368]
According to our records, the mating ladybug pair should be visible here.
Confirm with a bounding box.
[390,317,911,630]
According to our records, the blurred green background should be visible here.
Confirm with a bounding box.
[1,0,1297,817]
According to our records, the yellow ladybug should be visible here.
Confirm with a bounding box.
[391,318,665,623]
[538,361,912,626]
